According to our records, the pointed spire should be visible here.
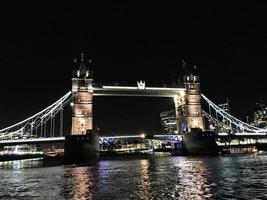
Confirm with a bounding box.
[88,58,94,74]
[182,59,188,75]
[79,53,86,71]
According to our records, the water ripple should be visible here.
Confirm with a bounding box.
[1,154,267,199]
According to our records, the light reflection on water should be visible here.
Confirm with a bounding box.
[0,158,43,170]
[1,154,267,199]
[138,159,152,200]
[174,157,215,199]
[63,166,98,200]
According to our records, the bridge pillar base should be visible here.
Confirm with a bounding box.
[64,133,99,164]
[171,142,184,156]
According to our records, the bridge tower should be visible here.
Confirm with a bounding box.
[184,74,205,132]
[65,54,99,163]
[71,54,93,135]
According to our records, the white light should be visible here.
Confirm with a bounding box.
[218,132,267,136]
[137,81,146,89]
[80,119,86,125]
[101,85,185,91]
[209,124,215,130]
[146,87,185,91]
[70,102,74,107]
[102,86,138,90]
[100,135,142,139]
[141,133,146,138]
[0,137,65,144]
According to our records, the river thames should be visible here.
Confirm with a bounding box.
[1,153,267,199]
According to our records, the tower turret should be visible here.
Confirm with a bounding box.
[71,53,93,135]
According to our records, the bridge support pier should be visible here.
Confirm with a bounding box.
[64,132,99,163]
[171,142,184,155]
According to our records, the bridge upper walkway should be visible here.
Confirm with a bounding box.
[93,85,185,97]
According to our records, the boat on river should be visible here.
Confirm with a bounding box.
[0,145,44,161]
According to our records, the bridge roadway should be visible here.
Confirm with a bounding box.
[217,132,267,140]
[215,132,267,149]
[0,137,66,146]
[2,132,267,147]
[93,85,185,97]
[0,134,182,146]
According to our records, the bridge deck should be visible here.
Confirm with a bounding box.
[0,135,182,146]
[217,133,267,140]
[0,137,66,146]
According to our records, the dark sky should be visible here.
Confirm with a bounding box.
[0,2,267,133]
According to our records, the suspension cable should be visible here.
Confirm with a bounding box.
[0,91,71,132]
[201,94,266,132]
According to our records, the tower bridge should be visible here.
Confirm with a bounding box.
[1,54,267,160]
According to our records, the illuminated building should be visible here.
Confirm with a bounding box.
[160,110,177,134]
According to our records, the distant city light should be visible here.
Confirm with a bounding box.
[209,124,215,130]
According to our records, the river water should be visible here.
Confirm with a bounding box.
[1,153,267,200]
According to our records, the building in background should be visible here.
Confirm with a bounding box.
[160,110,177,134]
[251,100,267,128]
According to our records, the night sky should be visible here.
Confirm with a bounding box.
[0,2,267,133]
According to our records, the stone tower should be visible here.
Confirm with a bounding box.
[184,74,205,132]
[71,54,93,135]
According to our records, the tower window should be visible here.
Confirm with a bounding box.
[80,80,86,85]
